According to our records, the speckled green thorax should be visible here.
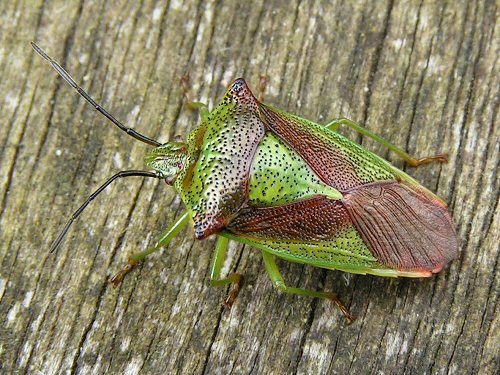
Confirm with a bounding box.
[173,80,267,239]
[248,133,342,206]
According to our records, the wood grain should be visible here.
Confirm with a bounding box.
[0,1,498,374]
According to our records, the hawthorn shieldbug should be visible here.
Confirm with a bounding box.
[32,42,458,323]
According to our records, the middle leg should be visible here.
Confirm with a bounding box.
[210,236,242,308]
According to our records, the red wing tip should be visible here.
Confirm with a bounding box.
[431,264,444,274]
[397,264,445,278]
[404,270,433,278]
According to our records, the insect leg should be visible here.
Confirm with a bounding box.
[109,211,191,287]
[261,250,356,324]
[257,75,269,102]
[324,117,448,167]
[180,75,210,122]
[210,236,242,308]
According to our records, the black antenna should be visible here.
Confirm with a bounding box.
[31,42,162,147]
[50,170,161,253]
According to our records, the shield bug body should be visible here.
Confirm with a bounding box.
[33,42,458,323]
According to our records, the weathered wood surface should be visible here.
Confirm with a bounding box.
[1,1,498,374]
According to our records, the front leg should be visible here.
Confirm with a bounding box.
[210,236,242,308]
[180,75,210,122]
[109,211,191,287]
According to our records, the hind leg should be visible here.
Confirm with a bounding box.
[261,250,356,324]
[325,117,448,167]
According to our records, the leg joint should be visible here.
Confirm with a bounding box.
[272,280,287,293]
